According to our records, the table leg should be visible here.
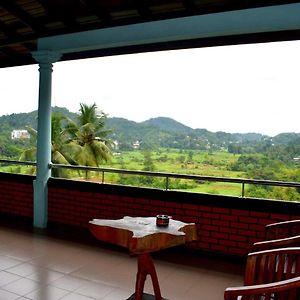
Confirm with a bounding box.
[134,253,162,300]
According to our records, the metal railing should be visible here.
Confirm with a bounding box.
[1,159,299,198]
[0,159,36,166]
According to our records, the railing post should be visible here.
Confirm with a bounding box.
[165,176,169,190]
[242,182,245,197]
[102,171,105,184]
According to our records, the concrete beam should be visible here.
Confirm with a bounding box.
[38,3,300,54]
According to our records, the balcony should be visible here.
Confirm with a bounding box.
[0,171,299,299]
[0,221,244,300]
[1,2,299,298]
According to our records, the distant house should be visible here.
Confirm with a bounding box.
[132,141,140,149]
[11,129,30,140]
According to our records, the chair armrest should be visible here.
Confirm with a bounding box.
[251,235,300,252]
[266,220,300,240]
[224,276,300,300]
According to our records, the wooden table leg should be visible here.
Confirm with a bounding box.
[134,253,162,300]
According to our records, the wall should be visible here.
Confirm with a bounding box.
[0,173,299,257]
[0,173,33,218]
[47,177,300,256]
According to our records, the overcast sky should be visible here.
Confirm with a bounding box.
[0,40,299,136]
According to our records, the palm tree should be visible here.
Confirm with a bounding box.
[66,103,112,178]
[19,126,37,175]
[20,113,81,177]
[50,113,81,177]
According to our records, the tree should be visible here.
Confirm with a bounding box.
[20,113,80,177]
[50,113,81,177]
[187,151,193,163]
[66,103,112,178]
[142,150,155,172]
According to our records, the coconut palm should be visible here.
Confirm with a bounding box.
[20,113,81,177]
[66,103,112,178]
[18,126,37,175]
[50,113,82,177]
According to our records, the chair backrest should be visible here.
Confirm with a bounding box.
[224,276,300,300]
[251,235,300,252]
[266,220,300,240]
[244,247,300,286]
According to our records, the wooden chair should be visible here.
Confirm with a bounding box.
[244,247,300,286]
[250,220,300,252]
[225,243,300,299]
[224,276,300,300]
[252,235,300,252]
[265,220,300,240]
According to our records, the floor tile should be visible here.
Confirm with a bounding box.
[0,226,244,300]
[27,269,65,284]
[60,292,97,300]
[75,280,115,299]
[101,288,132,300]
[25,285,70,300]
[0,271,22,287]
[2,277,41,296]
[0,289,20,300]
[6,263,38,277]
[49,275,89,292]
[0,255,23,271]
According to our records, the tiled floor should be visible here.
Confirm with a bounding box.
[0,226,244,300]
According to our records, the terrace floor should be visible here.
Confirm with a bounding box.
[0,224,244,300]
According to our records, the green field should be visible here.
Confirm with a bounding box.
[1,148,298,201]
[104,149,246,196]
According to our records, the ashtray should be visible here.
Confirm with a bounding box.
[156,215,170,227]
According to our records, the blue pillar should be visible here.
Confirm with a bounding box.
[32,50,61,228]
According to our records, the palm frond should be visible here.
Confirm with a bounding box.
[52,150,70,165]
[19,148,36,161]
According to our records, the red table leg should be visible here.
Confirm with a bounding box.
[134,253,162,300]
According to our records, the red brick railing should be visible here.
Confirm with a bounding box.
[0,173,33,217]
[0,172,299,257]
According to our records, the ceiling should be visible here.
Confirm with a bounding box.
[1,0,300,68]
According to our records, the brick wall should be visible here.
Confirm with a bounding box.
[0,173,299,257]
[47,178,300,257]
[0,173,33,217]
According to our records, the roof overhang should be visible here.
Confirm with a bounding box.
[37,3,300,61]
[2,1,300,67]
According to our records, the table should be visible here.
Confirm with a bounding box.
[89,216,197,300]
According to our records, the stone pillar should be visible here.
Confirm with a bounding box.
[31,50,61,228]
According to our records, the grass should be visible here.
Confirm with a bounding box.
[2,148,295,200]
[105,148,246,196]
[186,182,243,196]
[110,148,244,176]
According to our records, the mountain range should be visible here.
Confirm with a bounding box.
[0,107,299,150]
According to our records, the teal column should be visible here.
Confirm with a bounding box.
[32,50,61,228]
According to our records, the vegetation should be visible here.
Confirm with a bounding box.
[0,107,299,201]
[64,103,112,178]
[108,149,299,201]
[16,104,112,178]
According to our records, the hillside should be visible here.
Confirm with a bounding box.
[0,108,299,152]
[0,107,77,131]
[142,117,194,135]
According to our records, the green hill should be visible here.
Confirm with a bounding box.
[142,117,194,135]
[0,107,299,154]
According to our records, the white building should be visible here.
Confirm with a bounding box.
[132,141,140,149]
[11,130,30,140]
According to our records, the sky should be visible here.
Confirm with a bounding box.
[0,40,300,136]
